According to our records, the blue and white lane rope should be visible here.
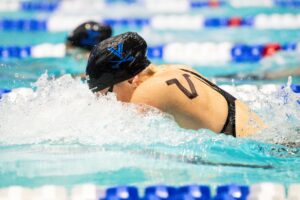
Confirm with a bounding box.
[1,14,300,32]
[20,1,59,12]
[0,183,299,200]
[1,0,300,13]
[0,42,299,64]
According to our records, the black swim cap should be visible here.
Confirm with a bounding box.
[86,32,151,93]
[66,21,112,51]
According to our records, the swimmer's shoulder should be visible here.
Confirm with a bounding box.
[130,75,171,110]
[157,64,194,72]
[156,64,203,78]
[130,66,200,111]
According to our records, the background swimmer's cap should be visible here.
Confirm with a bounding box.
[86,32,151,93]
[66,21,112,51]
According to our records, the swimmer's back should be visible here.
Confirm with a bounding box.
[131,64,265,137]
[131,65,230,133]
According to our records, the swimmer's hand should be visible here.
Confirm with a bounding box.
[71,73,86,80]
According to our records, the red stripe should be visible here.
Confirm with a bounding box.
[228,17,242,26]
[262,43,281,57]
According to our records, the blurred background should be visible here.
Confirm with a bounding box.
[0,0,300,89]
[0,0,300,190]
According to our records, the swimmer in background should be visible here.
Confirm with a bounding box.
[85,32,266,138]
[64,21,112,78]
[65,21,112,61]
[263,67,300,80]
[218,68,300,81]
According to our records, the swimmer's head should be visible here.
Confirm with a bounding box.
[66,21,112,51]
[86,32,151,93]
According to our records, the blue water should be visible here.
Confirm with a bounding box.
[0,6,300,188]
[0,75,299,188]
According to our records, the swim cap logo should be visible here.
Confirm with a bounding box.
[107,43,134,69]
[80,30,100,46]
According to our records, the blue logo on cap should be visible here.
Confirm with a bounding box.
[107,43,134,69]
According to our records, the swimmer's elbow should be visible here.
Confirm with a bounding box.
[237,114,267,137]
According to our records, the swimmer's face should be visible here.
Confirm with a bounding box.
[97,79,135,102]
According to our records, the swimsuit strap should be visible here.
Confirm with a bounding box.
[180,69,237,137]
[220,100,236,137]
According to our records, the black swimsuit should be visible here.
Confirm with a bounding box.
[180,69,237,137]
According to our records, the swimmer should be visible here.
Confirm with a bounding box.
[86,32,266,137]
[262,67,300,80]
[217,66,300,81]
[65,21,112,61]
[64,21,112,78]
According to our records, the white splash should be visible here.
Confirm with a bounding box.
[221,77,300,145]
[0,74,299,147]
[0,74,198,146]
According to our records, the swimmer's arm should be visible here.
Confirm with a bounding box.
[234,100,267,137]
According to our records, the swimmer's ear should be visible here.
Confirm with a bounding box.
[132,75,141,87]
[133,70,152,86]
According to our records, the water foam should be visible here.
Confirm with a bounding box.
[221,77,300,146]
[0,74,299,148]
[0,74,299,187]
[0,74,198,147]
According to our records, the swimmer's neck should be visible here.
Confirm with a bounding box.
[134,63,194,86]
[133,64,159,86]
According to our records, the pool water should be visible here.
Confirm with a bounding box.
[0,75,299,188]
[0,4,300,188]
